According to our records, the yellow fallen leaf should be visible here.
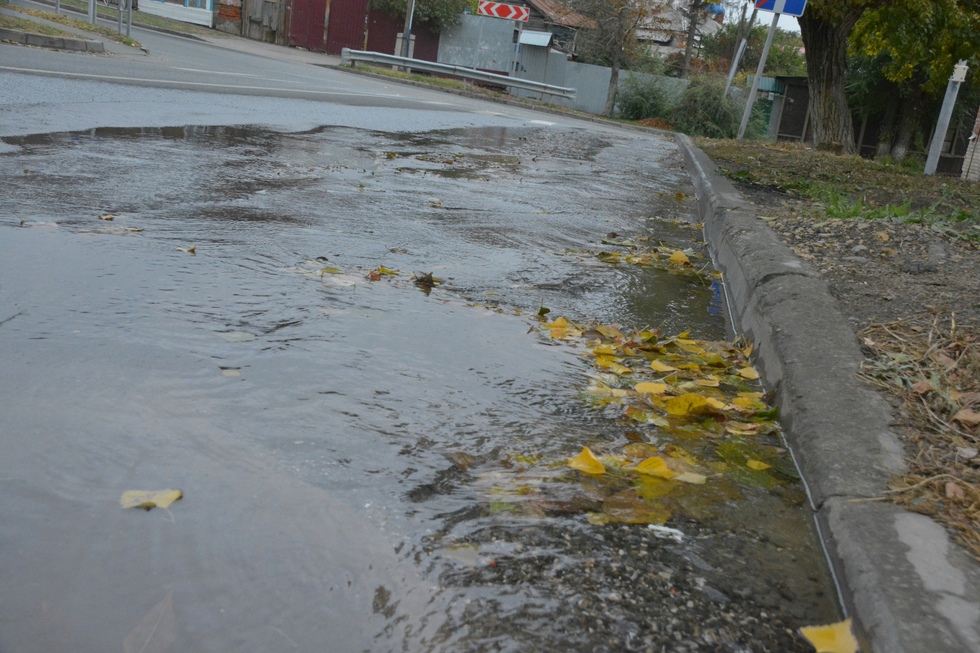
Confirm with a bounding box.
[120,489,183,510]
[733,396,765,409]
[544,317,568,329]
[606,362,633,375]
[696,376,721,387]
[592,344,619,356]
[674,472,707,484]
[665,393,709,416]
[799,618,859,653]
[737,366,760,380]
[625,406,670,426]
[595,324,625,340]
[586,382,629,398]
[568,447,605,475]
[594,354,624,366]
[727,422,763,436]
[377,266,399,276]
[669,250,690,265]
[635,456,677,479]
[705,397,728,410]
[746,459,771,471]
[634,382,667,395]
[650,360,678,373]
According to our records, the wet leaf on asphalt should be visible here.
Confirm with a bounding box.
[123,591,177,653]
[120,489,182,510]
[746,459,771,471]
[591,488,671,525]
[664,393,709,416]
[674,472,708,484]
[177,245,196,254]
[669,250,691,265]
[737,366,760,380]
[799,618,859,653]
[650,360,679,373]
[634,382,667,395]
[319,266,342,277]
[568,447,605,475]
[634,456,677,479]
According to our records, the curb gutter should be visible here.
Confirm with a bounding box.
[0,24,103,52]
[676,133,980,653]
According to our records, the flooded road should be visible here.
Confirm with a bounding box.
[1,120,838,652]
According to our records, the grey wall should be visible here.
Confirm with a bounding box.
[438,14,515,74]
[439,16,690,117]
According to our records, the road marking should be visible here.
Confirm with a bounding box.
[172,67,261,77]
[0,65,416,100]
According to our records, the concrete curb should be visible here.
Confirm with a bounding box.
[676,133,980,653]
[0,25,104,52]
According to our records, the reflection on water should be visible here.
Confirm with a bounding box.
[0,125,836,652]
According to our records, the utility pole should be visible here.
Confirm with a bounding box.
[401,0,416,61]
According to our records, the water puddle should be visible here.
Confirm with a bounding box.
[0,124,838,652]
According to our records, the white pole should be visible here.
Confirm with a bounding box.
[401,0,416,60]
[925,61,969,175]
[737,11,778,140]
[724,38,748,96]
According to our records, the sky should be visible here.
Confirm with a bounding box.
[777,14,801,32]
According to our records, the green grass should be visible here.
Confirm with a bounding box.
[2,0,142,46]
[0,11,76,35]
[698,139,980,242]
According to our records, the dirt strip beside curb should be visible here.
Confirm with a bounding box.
[676,133,980,653]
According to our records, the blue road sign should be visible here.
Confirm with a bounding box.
[755,0,807,17]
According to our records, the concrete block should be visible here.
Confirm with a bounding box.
[819,498,980,653]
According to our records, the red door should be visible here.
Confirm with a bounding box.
[289,0,327,51]
[325,0,369,55]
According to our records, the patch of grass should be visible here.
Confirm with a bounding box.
[0,11,76,36]
[697,138,980,241]
[4,2,142,47]
[354,64,476,92]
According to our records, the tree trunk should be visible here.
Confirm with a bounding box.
[890,89,923,163]
[798,8,863,153]
[603,44,622,116]
[876,96,897,158]
[680,0,705,79]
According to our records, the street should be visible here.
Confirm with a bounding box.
[0,23,838,653]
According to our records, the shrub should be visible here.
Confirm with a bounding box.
[670,75,765,139]
[616,75,672,122]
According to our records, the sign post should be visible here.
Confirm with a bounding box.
[925,61,969,175]
[476,1,530,75]
[737,0,807,140]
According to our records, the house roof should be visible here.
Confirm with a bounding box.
[519,30,554,46]
[523,0,593,29]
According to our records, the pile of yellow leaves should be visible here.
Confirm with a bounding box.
[480,318,797,526]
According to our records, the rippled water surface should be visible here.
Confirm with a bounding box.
[0,125,838,652]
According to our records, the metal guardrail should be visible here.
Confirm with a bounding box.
[341,48,576,100]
